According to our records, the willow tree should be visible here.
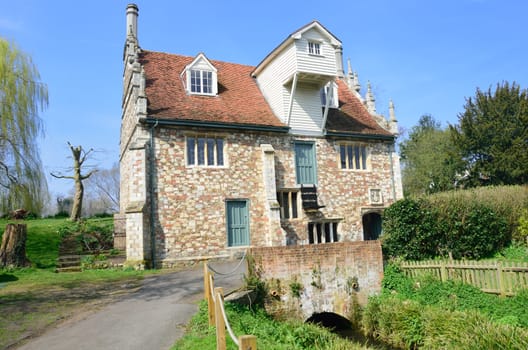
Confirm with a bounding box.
[0,38,48,215]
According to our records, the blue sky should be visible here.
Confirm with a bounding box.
[1,0,527,198]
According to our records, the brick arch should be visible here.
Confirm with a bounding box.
[306,311,351,330]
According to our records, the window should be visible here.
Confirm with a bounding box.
[308,221,338,244]
[320,82,338,108]
[277,190,300,219]
[190,69,213,94]
[294,142,317,184]
[308,41,321,55]
[339,144,368,170]
[187,136,224,166]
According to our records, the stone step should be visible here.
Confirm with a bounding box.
[56,266,82,273]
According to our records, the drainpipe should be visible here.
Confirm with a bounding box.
[148,119,158,268]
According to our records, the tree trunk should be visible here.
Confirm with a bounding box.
[0,223,30,267]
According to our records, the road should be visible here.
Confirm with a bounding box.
[16,260,246,350]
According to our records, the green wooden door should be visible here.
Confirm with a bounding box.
[226,200,249,246]
[294,142,317,185]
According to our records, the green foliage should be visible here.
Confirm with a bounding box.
[429,185,528,243]
[451,81,528,187]
[400,115,464,196]
[362,295,528,350]
[383,189,513,260]
[174,301,371,350]
[381,198,442,260]
[0,38,49,215]
[381,266,528,327]
[57,218,114,253]
[519,208,528,243]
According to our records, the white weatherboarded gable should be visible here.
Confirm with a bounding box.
[253,21,342,136]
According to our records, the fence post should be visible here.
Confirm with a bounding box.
[239,335,257,350]
[204,262,215,326]
[215,287,226,350]
[440,260,447,282]
[497,262,506,297]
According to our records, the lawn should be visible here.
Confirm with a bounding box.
[0,217,159,349]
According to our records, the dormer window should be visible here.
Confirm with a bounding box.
[183,53,218,96]
[191,69,213,94]
[308,41,321,55]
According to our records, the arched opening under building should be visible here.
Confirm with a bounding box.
[306,312,351,331]
[362,212,382,240]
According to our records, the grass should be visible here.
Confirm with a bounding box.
[174,301,384,350]
[368,264,528,348]
[0,217,161,348]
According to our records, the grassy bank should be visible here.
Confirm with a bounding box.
[174,302,384,350]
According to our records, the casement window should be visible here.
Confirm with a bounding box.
[186,136,225,167]
[182,53,218,96]
[339,144,368,170]
[320,82,338,108]
[277,190,301,219]
[190,69,213,94]
[308,221,339,244]
[308,41,321,55]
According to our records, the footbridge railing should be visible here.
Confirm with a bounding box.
[204,262,257,350]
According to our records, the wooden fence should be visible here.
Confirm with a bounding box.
[399,260,528,296]
[204,262,257,350]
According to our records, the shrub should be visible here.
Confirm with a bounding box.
[383,194,510,260]
[518,208,528,243]
[382,198,442,260]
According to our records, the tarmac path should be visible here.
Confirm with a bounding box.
[16,261,246,350]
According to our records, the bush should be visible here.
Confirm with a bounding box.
[383,195,510,260]
[382,198,442,260]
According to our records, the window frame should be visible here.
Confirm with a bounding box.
[277,189,302,220]
[338,143,369,171]
[189,69,215,95]
[308,41,322,56]
[186,134,226,167]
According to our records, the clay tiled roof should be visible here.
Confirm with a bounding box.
[325,80,393,137]
[140,50,393,137]
[139,50,285,128]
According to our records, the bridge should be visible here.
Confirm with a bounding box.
[250,241,383,322]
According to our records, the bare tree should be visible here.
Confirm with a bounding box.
[51,142,96,221]
[85,163,119,213]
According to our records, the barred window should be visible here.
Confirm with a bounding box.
[339,144,368,170]
[187,136,224,166]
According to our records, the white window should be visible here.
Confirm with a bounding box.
[339,144,368,170]
[320,82,338,108]
[190,69,213,94]
[308,41,321,55]
[186,136,225,167]
[183,53,218,96]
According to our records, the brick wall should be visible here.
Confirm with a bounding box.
[250,241,383,319]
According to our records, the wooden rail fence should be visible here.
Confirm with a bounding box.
[399,259,528,296]
[204,262,257,350]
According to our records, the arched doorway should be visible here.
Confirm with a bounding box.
[362,212,382,240]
